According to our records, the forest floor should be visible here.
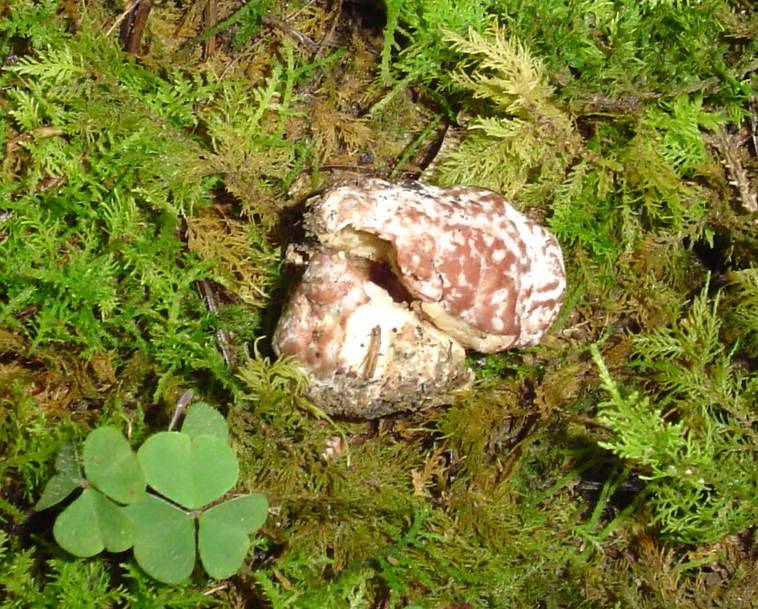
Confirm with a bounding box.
[1,1,756,608]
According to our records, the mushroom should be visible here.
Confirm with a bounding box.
[273,179,566,418]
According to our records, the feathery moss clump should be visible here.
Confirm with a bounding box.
[593,284,756,544]
[1,0,756,607]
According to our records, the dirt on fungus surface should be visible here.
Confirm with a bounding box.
[0,1,756,608]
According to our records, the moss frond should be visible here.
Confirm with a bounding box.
[591,283,757,543]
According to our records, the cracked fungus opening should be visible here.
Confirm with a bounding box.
[273,179,566,419]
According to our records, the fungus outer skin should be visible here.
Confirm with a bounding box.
[307,179,566,352]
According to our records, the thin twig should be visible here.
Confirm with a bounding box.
[198,279,235,368]
[203,0,217,60]
[361,326,381,380]
[261,15,318,53]
[105,0,139,38]
[749,97,758,157]
[313,0,342,58]
[203,581,229,596]
[5,127,65,154]
[120,0,153,55]
[168,389,194,431]
[284,0,319,22]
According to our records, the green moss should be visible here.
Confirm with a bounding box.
[593,282,757,544]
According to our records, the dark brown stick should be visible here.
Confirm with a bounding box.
[120,0,153,55]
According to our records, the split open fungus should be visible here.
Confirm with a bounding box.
[273,179,566,418]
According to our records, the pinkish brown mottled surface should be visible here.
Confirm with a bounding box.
[273,248,471,418]
[273,249,370,376]
[307,179,566,351]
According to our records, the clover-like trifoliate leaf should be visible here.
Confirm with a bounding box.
[83,426,145,505]
[36,442,83,511]
[137,432,238,510]
[124,493,196,584]
[181,402,228,442]
[198,494,269,579]
[53,488,134,557]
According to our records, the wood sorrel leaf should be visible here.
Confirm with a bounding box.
[137,431,238,509]
[181,402,228,442]
[53,488,134,557]
[83,426,145,505]
[198,494,268,579]
[36,442,83,511]
[124,493,196,584]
